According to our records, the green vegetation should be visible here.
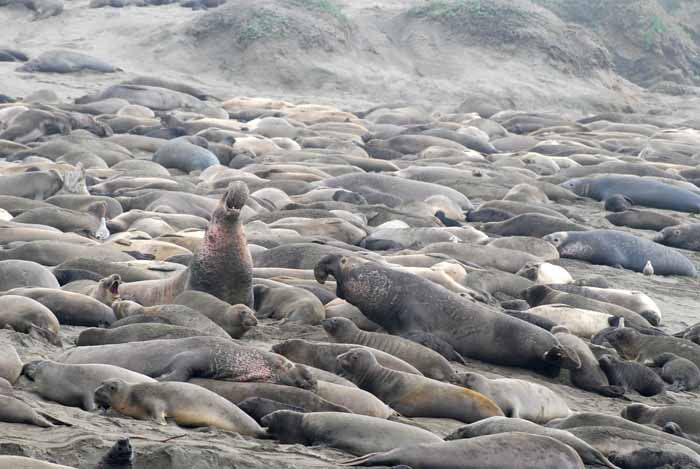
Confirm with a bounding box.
[643,14,668,50]
[289,0,348,23]
[236,9,290,47]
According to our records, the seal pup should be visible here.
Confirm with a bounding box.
[608,448,700,469]
[316,255,580,376]
[262,410,443,456]
[516,261,573,284]
[97,438,134,469]
[173,290,257,338]
[94,379,264,436]
[341,432,585,468]
[622,403,700,436]
[337,348,503,423]
[0,389,54,427]
[598,355,665,396]
[647,353,700,391]
[454,372,571,423]
[606,328,700,369]
[253,284,325,325]
[322,317,456,381]
[23,360,155,410]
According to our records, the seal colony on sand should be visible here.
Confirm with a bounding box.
[3,54,700,468]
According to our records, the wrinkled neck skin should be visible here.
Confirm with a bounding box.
[349,362,394,397]
[336,265,394,322]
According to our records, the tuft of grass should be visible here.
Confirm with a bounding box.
[643,14,668,50]
[288,0,348,23]
[236,9,290,47]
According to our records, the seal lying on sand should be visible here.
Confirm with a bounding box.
[315,255,580,375]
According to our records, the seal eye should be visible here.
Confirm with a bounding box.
[674,230,681,236]
[340,258,347,265]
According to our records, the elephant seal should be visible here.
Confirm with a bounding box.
[598,355,665,396]
[13,202,108,239]
[562,174,700,213]
[52,258,164,284]
[547,284,662,327]
[605,209,682,231]
[337,348,503,423]
[477,213,588,238]
[77,323,214,345]
[655,224,700,252]
[62,274,122,306]
[544,230,697,276]
[608,448,700,469]
[98,438,134,469]
[173,290,257,338]
[606,328,700,369]
[487,236,560,261]
[342,432,584,468]
[238,398,305,423]
[648,353,700,391]
[526,305,612,339]
[316,380,394,418]
[271,339,423,376]
[0,392,54,428]
[0,260,59,290]
[18,50,121,73]
[0,344,22,383]
[118,182,252,307]
[552,326,625,397]
[262,410,443,456]
[623,403,700,435]
[58,337,316,390]
[315,255,580,375]
[604,194,633,212]
[516,261,573,284]
[94,379,264,436]
[4,287,117,327]
[322,317,456,381]
[153,136,219,172]
[0,295,60,345]
[110,300,230,338]
[454,372,570,423]
[253,284,325,325]
[189,379,350,414]
[445,416,617,468]
[523,285,652,328]
[22,360,155,411]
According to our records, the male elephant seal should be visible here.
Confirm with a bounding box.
[598,355,665,396]
[337,348,503,423]
[445,417,617,468]
[58,336,316,390]
[0,295,60,345]
[552,326,625,397]
[0,344,22,383]
[272,339,422,376]
[647,353,700,391]
[22,360,155,410]
[562,174,700,213]
[173,290,257,338]
[322,317,456,381]
[94,379,264,436]
[544,230,697,276]
[342,432,584,468]
[623,403,700,436]
[655,224,700,252]
[315,255,580,375]
[262,410,443,456]
[118,182,253,306]
[454,372,570,423]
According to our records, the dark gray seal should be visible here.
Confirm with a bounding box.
[261,410,443,456]
[153,136,219,172]
[605,209,682,231]
[608,448,700,469]
[562,175,700,213]
[647,353,700,391]
[18,50,122,73]
[606,328,700,369]
[604,194,633,212]
[544,230,697,276]
[655,224,700,252]
[97,438,134,469]
[315,255,580,376]
[477,213,588,238]
[598,354,665,396]
[622,403,700,436]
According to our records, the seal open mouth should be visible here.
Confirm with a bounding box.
[109,280,120,296]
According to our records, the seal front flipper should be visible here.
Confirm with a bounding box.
[597,385,626,398]
[399,332,467,365]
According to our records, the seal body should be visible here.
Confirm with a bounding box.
[315,255,580,375]
[655,224,700,252]
[544,230,697,276]
[173,290,257,338]
[598,355,665,396]
[649,353,700,391]
[0,295,60,344]
[622,403,700,436]
[262,410,443,456]
[94,379,263,436]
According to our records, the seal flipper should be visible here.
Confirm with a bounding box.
[597,385,626,398]
[399,332,468,365]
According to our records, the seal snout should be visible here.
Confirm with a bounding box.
[21,360,45,380]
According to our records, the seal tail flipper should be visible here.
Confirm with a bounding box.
[597,385,626,398]
[339,452,382,466]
